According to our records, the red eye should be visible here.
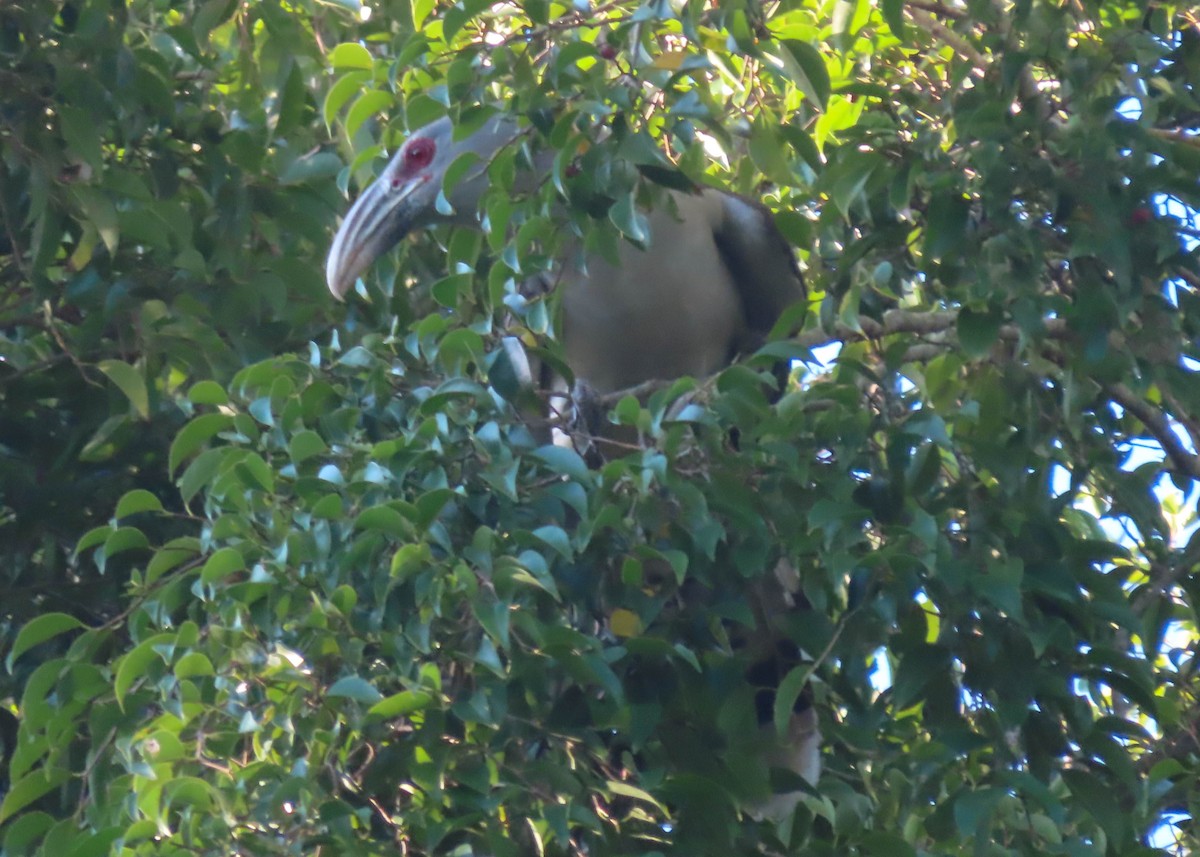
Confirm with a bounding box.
[404,138,434,171]
[389,137,436,188]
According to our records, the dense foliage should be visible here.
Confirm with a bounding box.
[2,0,1199,855]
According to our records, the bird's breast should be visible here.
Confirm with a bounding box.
[558,200,746,394]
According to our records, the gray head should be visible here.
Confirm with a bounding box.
[325,114,521,300]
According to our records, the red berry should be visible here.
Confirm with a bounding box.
[1128,207,1152,227]
[598,43,617,61]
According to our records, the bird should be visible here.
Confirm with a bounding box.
[325,114,805,408]
[325,112,820,814]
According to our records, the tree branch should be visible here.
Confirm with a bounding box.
[1107,382,1200,481]
[584,307,1200,483]
[794,309,960,350]
[906,9,989,72]
[904,0,967,20]
[1162,390,1200,465]
[1149,128,1200,150]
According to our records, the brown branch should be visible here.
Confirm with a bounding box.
[1131,540,1200,615]
[0,353,71,388]
[1149,128,1200,150]
[1162,389,1200,464]
[41,300,101,386]
[794,309,960,349]
[904,0,967,21]
[801,313,1200,484]
[1135,704,1200,775]
[1176,268,1200,291]
[906,8,989,71]
[578,307,1200,484]
[596,377,678,406]
[1107,382,1200,481]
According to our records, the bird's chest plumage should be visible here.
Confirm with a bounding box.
[558,201,746,394]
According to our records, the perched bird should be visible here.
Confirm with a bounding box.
[326,113,820,813]
[325,114,805,401]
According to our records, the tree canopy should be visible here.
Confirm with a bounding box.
[2,0,1199,855]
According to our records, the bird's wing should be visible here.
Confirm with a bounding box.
[708,190,805,341]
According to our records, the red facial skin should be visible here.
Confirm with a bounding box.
[390,136,435,189]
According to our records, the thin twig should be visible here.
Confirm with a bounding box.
[1149,128,1200,150]
[42,300,101,386]
[1162,390,1200,463]
[905,0,967,20]
[0,353,70,387]
[0,181,30,281]
[907,8,989,71]
[1176,268,1200,291]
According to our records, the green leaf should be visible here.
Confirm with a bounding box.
[533,525,573,560]
[430,273,473,309]
[58,105,104,169]
[749,118,794,184]
[169,413,233,475]
[0,810,54,855]
[0,769,71,826]
[78,414,130,462]
[368,690,435,719]
[391,542,432,579]
[327,676,384,703]
[893,645,950,710]
[74,525,112,556]
[312,494,346,519]
[235,451,275,493]
[288,429,328,464]
[778,40,831,110]
[103,526,149,559]
[200,547,246,584]
[345,89,393,141]
[174,652,215,678]
[531,445,592,483]
[772,664,812,737]
[73,187,119,255]
[328,42,374,71]
[279,151,344,185]
[880,0,906,38]
[7,613,85,670]
[411,0,435,28]
[606,780,669,814]
[187,380,229,406]
[323,70,371,129]
[953,787,1003,836]
[178,447,226,503]
[355,505,414,539]
[862,832,917,857]
[113,633,176,708]
[489,336,538,404]
[924,191,970,259]
[97,360,149,419]
[415,488,456,529]
[610,193,649,243]
[114,489,164,519]
[956,306,1002,358]
[162,777,218,811]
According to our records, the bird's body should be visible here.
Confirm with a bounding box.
[559,190,748,393]
[325,114,804,400]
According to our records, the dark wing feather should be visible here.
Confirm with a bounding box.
[709,192,805,340]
